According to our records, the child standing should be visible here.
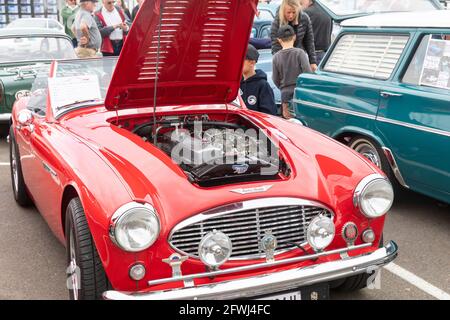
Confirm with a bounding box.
[272,25,312,119]
[240,44,277,116]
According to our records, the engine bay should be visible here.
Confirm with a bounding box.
[121,113,290,187]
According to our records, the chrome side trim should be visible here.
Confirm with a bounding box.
[102,241,398,300]
[293,99,377,120]
[377,117,450,138]
[381,147,409,188]
[168,197,335,260]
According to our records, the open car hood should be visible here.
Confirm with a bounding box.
[105,0,258,110]
[316,0,442,23]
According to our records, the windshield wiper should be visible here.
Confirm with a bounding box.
[55,99,103,111]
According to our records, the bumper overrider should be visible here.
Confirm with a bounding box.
[103,241,398,300]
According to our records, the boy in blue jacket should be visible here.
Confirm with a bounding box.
[240,44,277,116]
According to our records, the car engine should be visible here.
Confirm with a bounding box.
[132,114,290,187]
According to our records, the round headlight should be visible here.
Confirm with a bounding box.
[198,230,232,268]
[110,203,160,252]
[307,216,335,251]
[354,174,394,218]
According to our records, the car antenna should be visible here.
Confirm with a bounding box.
[153,1,164,145]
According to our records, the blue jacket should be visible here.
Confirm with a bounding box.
[240,69,277,115]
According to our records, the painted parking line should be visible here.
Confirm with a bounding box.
[0,162,9,166]
[384,263,450,300]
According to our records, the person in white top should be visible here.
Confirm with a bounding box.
[94,0,131,56]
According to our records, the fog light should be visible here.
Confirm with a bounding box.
[342,222,358,245]
[362,229,375,243]
[198,230,232,268]
[129,263,146,281]
[307,216,335,251]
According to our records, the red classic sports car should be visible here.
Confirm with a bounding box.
[9,0,397,300]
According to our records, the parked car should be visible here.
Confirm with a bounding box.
[315,0,444,41]
[10,0,397,300]
[256,48,281,108]
[250,18,272,49]
[294,10,450,204]
[7,18,65,32]
[0,28,76,136]
[257,2,278,20]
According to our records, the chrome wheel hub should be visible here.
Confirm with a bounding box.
[354,143,381,169]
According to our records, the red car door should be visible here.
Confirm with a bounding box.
[17,114,63,235]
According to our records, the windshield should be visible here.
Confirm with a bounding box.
[50,58,118,115]
[0,37,76,63]
[319,0,438,16]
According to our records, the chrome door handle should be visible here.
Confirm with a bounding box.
[380,91,403,98]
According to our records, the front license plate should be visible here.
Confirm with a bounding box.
[255,291,301,300]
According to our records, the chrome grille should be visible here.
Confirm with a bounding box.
[169,202,333,260]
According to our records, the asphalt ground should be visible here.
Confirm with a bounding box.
[0,138,448,300]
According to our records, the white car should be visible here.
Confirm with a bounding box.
[7,18,64,32]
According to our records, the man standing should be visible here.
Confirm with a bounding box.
[95,0,131,56]
[72,0,102,58]
[61,0,79,47]
[300,0,332,64]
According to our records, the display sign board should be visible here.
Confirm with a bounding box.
[48,74,101,112]
[420,38,450,90]
[0,0,59,28]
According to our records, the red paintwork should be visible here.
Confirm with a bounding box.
[105,0,257,110]
[12,99,386,293]
[10,0,389,294]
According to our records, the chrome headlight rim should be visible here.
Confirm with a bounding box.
[198,230,232,268]
[353,174,394,218]
[109,202,161,253]
[307,215,336,251]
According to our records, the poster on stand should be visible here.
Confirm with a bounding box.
[420,39,450,90]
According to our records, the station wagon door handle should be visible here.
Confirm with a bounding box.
[380,91,403,98]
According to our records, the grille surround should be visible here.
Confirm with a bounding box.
[168,198,335,260]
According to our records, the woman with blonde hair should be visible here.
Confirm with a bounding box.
[270,0,317,71]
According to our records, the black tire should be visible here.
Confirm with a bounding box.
[65,197,110,300]
[9,126,31,207]
[348,135,403,193]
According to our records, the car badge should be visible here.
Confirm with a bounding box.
[230,185,273,195]
[261,230,277,263]
[162,253,193,287]
[15,90,31,100]
[232,163,249,174]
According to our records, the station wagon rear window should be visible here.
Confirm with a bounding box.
[324,34,409,80]
[403,34,450,90]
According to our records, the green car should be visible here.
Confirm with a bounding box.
[294,10,450,204]
[0,28,76,135]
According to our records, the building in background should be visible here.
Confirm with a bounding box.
[0,0,59,28]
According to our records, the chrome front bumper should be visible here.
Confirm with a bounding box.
[103,241,398,300]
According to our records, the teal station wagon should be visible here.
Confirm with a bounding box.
[294,10,450,204]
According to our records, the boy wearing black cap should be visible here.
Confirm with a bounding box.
[273,25,312,119]
[240,44,277,116]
